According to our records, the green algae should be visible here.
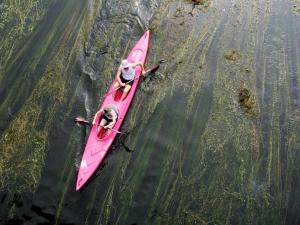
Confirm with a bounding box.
[0,0,52,72]
[291,0,300,13]
[224,50,242,61]
[185,0,212,9]
[96,176,116,225]
[186,0,211,5]
[0,63,64,194]
[238,81,256,116]
[0,0,88,197]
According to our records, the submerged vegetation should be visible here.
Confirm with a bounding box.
[224,50,242,61]
[185,0,212,7]
[0,62,64,193]
[238,81,256,115]
[291,0,300,13]
[0,0,52,70]
[0,0,89,198]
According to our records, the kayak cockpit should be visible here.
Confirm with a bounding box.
[113,89,129,102]
[95,106,119,140]
[113,89,123,101]
[95,112,112,140]
[97,127,109,139]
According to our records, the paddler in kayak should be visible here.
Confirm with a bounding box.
[114,59,146,101]
[92,105,119,135]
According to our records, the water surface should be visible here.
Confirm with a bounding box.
[0,0,300,224]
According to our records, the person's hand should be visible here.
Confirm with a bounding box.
[121,82,126,87]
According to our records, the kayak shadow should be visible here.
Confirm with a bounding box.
[116,130,135,153]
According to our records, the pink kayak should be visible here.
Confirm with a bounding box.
[76,30,150,191]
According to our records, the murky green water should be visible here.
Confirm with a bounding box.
[0,0,300,224]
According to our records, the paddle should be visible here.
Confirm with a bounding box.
[103,60,165,99]
[74,116,125,134]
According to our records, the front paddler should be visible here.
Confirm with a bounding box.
[114,59,146,101]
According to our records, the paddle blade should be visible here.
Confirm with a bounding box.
[147,64,160,74]
[74,116,90,126]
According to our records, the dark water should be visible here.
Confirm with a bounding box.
[0,0,300,224]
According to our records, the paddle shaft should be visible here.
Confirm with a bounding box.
[74,117,124,134]
[103,76,138,98]
[103,63,160,99]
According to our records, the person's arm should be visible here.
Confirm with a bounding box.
[92,109,103,124]
[104,113,117,129]
[132,62,146,75]
[116,67,125,86]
